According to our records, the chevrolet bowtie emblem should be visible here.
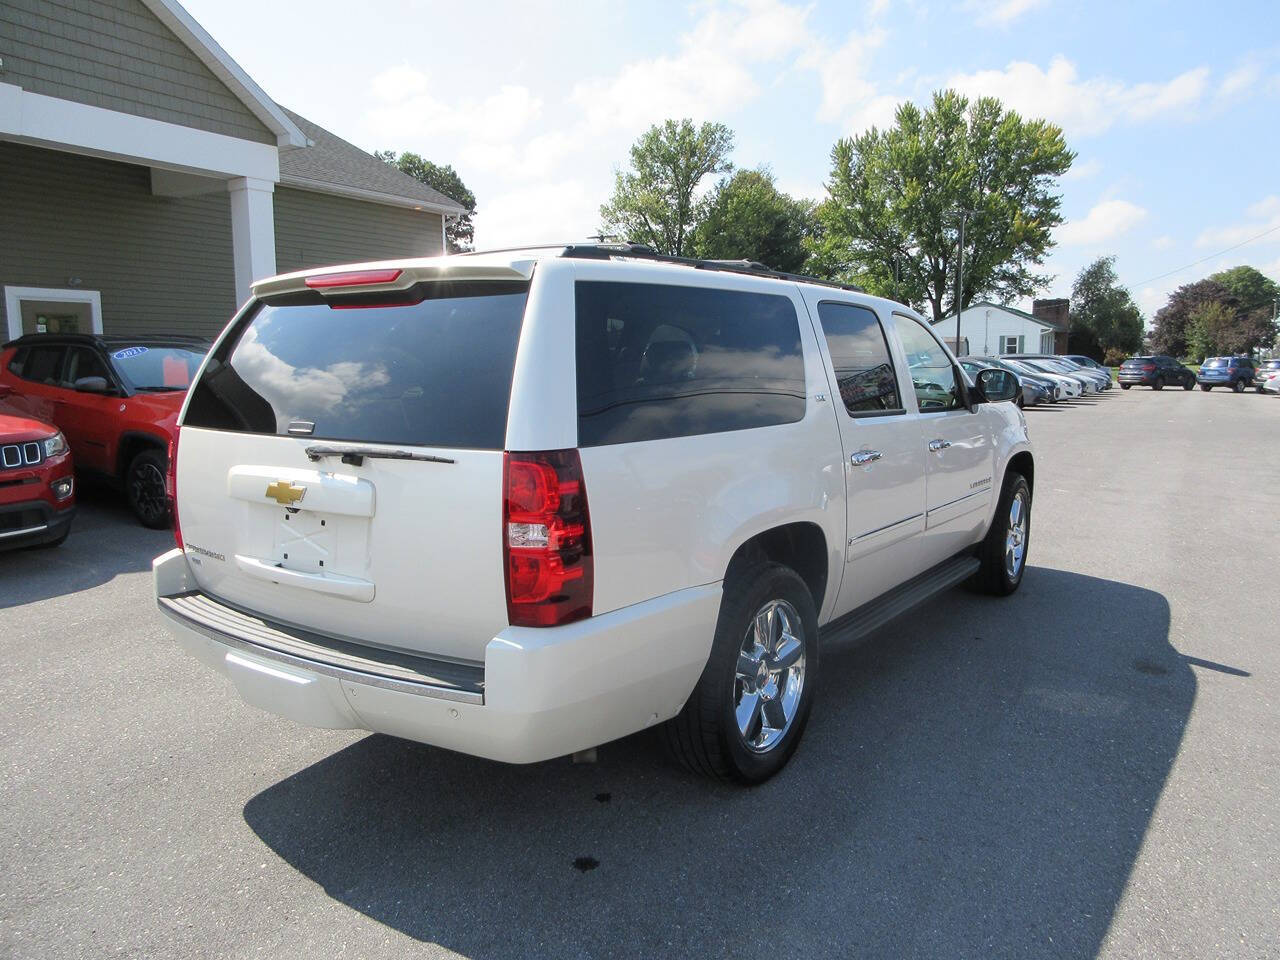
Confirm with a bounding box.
[265,480,307,506]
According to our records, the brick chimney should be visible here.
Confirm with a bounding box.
[1032,298,1070,353]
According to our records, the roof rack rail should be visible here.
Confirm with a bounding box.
[454,241,864,293]
[557,242,865,293]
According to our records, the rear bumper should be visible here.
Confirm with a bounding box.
[153,548,721,763]
[0,500,75,550]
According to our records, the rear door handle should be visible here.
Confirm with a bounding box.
[928,439,952,452]
[851,450,882,466]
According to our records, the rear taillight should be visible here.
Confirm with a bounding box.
[1142,363,1155,371]
[503,450,593,627]
[167,427,182,550]
[304,268,402,288]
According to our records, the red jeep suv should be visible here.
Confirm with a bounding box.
[0,412,75,550]
[0,334,209,527]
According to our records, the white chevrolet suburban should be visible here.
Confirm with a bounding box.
[154,243,1034,784]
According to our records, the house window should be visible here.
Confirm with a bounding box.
[999,335,1022,355]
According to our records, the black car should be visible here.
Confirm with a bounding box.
[1254,358,1280,392]
[1197,356,1257,393]
[1117,356,1196,390]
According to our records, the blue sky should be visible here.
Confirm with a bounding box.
[186,0,1280,317]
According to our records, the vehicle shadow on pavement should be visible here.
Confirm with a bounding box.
[0,484,167,608]
[244,567,1190,960]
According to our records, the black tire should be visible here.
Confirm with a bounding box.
[969,472,1031,597]
[1152,377,1164,391]
[1120,383,1131,390]
[1232,379,1245,393]
[1201,384,1211,392]
[126,449,171,528]
[1182,379,1193,390]
[662,562,818,784]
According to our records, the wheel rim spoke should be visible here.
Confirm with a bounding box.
[772,635,803,671]
[761,696,786,730]
[736,691,762,739]
[737,652,760,682]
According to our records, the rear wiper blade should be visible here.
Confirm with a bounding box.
[304,443,455,467]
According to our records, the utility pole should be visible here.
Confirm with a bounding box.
[954,212,967,357]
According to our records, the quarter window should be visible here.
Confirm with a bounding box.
[893,314,965,412]
[574,281,807,446]
[16,346,66,385]
[814,302,901,416]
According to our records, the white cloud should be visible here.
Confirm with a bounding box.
[801,28,896,133]
[1062,158,1102,180]
[570,0,813,132]
[1057,199,1148,246]
[965,0,1047,26]
[949,57,1209,137]
[473,179,602,246]
[367,67,543,145]
[1195,195,1280,248]
[1151,235,1174,250]
[1218,62,1261,98]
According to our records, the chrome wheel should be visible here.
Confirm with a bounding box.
[1005,490,1028,579]
[734,599,806,753]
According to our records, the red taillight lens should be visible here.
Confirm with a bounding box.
[503,450,592,627]
[166,427,182,550]
[1142,364,1155,371]
[304,268,403,289]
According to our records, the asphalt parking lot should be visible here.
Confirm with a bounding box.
[3,388,1278,960]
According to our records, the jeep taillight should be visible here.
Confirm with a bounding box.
[503,450,593,627]
[167,427,182,550]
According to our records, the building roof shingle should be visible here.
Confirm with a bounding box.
[278,108,468,216]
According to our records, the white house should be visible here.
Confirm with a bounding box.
[933,299,1070,357]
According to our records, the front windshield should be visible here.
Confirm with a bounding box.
[109,345,208,391]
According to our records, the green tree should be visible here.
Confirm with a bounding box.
[375,150,476,252]
[1208,265,1279,352]
[1150,278,1234,357]
[691,168,815,272]
[1186,301,1235,361]
[1069,256,1144,358]
[599,119,734,256]
[817,90,1074,322]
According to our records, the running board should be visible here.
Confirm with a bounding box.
[821,553,980,647]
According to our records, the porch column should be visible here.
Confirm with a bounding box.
[228,177,276,306]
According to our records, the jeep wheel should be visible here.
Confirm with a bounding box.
[662,563,818,784]
[1232,379,1245,393]
[1201,384,1211,391]
[969,472,1031,597]
[126,449,171,528]
[1182,378,1194,390]
[1153,377,1165,391]
[1120,383,1130,390]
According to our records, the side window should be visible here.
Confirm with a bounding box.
[7,347,29,377]
[18,346,67,385]
[64,347,111,386]
[575,281,807,446]
[892,314,964,412]
[814,301,901,416]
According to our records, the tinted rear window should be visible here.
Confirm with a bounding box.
[184,281,528,449]
[1205,358,1227,367]
[574,281,806,446]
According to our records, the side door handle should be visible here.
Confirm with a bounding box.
[851,450,882,466]
[928,439,952,452]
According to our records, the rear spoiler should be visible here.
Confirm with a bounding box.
[251,256,536,301]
